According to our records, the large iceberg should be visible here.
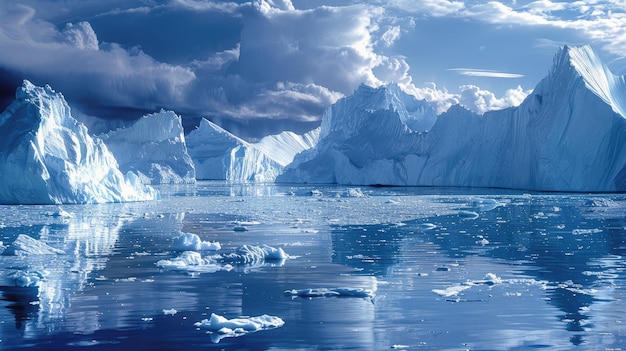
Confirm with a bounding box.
[100,110,196,184]
[279,46,626,192]
[0,80,157,204]
[186,118,283,181]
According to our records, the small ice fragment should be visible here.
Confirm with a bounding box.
[233,226,248,232]
[458,211,479,219]
[483,273,502,284]
[432,285,471,297]
[419,223,437,230]
[163,308,178,316]
[8,270,47,287]
[310,189,322,196]
[391,345,410,349]
[477,238,489,245]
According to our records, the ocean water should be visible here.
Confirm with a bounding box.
[0,182,625,350]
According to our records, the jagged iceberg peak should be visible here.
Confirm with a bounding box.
[548,45,626,117]
[186,118,282,181]
[319,83,437,140]
[0,80,157,204]
[101,110,196,184]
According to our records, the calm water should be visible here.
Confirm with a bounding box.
[0,182,625,350]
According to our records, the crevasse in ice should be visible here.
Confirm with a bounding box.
[0,80,158,204]
[279,45,626,192]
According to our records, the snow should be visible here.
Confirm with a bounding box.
[279,46,626,192]
[186,118,283,181]
[194,313,284,343]
[0,80,158,204]
[100,110,195,184]
[171,233,221,251]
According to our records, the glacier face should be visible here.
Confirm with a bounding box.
[0,80,158,204]
[279,46,626,192]
[101,110,196,184]
[186,118,283,182]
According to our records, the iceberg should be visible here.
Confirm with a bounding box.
[100,110,195,184]
[171,232,221,251]
[279,46,626,192]
[186,118,283,181]
[2,234,64,256]
[0,80,157,204]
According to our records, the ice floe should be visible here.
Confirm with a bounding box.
[284,287,374,298]
[155,251,228,273]
[195,313,284,343]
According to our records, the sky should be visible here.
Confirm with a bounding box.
[1,0,626,139]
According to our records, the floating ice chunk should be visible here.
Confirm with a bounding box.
[195,313,284,343]
[345,188,367,197]
[221,244,288,264]
[155,251,226,273]
[458,211,479,219]
[310,189,323,196]
[482,272,502,285]
[2,234,64,256]
[163,308,178,316]
[418,223,437,230]
[432,285,471,297]
[284,287,374,298]
[172,233,221,251]
[233,226,248,232]
[572,228,603,235]
[6,270,47,287]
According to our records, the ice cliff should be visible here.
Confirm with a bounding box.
[101,110,196,184]
[0,80,157,204]
[279,46,626,192]
[187,118,317,181]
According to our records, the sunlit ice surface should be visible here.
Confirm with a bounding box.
[0,181,624,350]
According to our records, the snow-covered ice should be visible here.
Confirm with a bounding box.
[0,80,158,204]
[100,110,195,184]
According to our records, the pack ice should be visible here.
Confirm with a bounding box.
[0,80,157,204]
[186,118,317,181]
[101,110,196,184]
[279,46,626,192]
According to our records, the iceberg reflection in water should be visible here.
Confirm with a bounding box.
[0,182,624,350]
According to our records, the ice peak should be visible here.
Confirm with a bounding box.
[551,45,626,117]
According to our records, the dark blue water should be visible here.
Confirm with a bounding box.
[0,183,624,350]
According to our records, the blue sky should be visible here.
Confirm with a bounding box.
[1,0,625,138]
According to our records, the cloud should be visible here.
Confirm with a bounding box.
[459,84,531,114]
[0,4,195,111]
[447,68,524,78]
